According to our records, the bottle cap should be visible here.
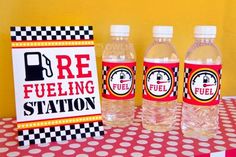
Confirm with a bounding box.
[110,25,130,37]
[194,26,216,38]
[153,26,173,38]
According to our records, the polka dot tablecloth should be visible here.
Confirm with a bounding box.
[0,98,236,157]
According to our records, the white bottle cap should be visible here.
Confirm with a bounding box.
[194,26,216,38]
[153,26,173,38]
[110,25,130,37]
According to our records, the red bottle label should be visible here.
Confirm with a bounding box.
[102,61,136,100]
[143,61,179,101]
[183,63,222,106]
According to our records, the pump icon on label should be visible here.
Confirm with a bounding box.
[24,52,53,81]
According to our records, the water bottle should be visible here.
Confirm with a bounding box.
[101,25,136,127]
[181,26,222,139]
[142,26,179,132]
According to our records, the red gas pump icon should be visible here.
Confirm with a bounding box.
[24,52,53,81]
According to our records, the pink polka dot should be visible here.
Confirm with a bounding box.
[106,138,117,143]
[128,127,138,131]
[5,141,18,146]
[131,152,143,157]
[110,133,121,138]
[165,153,177,157]
[137,140,148,145]
[139,134,149,139]
[122,136,133,141]
[182,144,194,149]
[113,129,123,133]
[168,136,179,140]
[4,132,16,137]
[11,120,17,124]
[63,150,75,155]
[42,152,55,157]
[49,146,61,151]
[133,146,145,151]
[2,118,13,121]
[167,141,178,146]
[166,147,178,152]
[102,144,113,150]
[96,151,109,156]
[3,124,14,128]
[88,141,99,146]
[141,130,151,134]
[0,137,7,142]
[28,148,41,154]
[115,148,127,154]
[83,147,95,152]
[181,150,194,156]
[18,146,29,150]
[7,151,20,157]
[198,148,210,153]
[126,131,136,136]
[76,154,89,157]
[0,129,6,133]
[149,149,161,155]
[120,142,131,147]
[151,143,162,148]
[0,147,9,153]
[69,143,80,148]
[76,138,87,142]
[154,133,164,137]
[153,138,164,142]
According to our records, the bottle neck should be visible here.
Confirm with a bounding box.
[153,37,172,42]
[110,36,129,41]
[194,38,215,44]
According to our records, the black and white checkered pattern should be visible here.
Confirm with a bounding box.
[183,67,192,99]
[131,66,136,95]
[216,69,223,101]
[170,67,179,97]
[102,65,110,95]
[10,26,93,41]
[18,121,104,146]
[142,66,148,95]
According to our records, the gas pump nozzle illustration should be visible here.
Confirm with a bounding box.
[24,52,53,81]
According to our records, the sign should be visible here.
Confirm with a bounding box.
[10,26,104,146]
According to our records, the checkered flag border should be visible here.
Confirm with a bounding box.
[18,121,104,146]
[183,67,192,99]
[142,66,148,95]
[131,66,136,94]
[10,26,93,41]
[170,67,179,97]
[216,69,223,101]
[102,65,110,95]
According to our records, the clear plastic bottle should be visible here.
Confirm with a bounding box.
[101,25,136,127]
[181,26,222,139]
[142,26,179,132]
